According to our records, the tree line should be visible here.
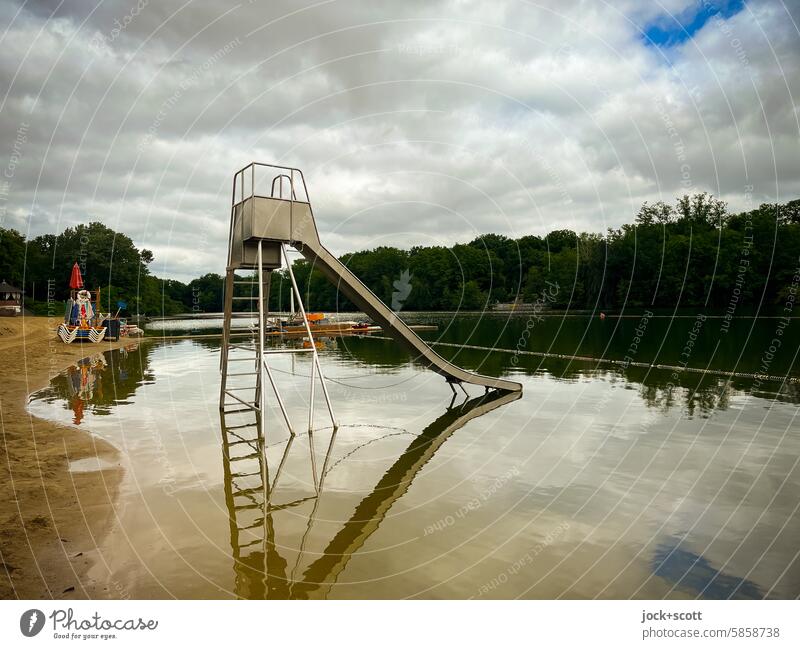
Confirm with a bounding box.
[1,193,798,317]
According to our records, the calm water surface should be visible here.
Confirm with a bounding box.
[29,314,800,599]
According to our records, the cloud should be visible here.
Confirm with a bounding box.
[0,0,797,281]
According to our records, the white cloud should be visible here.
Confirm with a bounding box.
[0,0,797,281]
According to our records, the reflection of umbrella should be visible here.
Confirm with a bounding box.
[71,395,84,425]
[69,262,83,289]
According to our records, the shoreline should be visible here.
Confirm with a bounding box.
[0,316,132,599]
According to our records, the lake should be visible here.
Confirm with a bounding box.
[29,313,800,599]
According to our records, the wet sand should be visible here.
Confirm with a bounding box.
[0,316,131,599]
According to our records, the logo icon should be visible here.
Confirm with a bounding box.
[20,609,45,637]
[391,269,413,311]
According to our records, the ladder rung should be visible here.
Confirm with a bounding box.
[223,402,258,411]
[227,357,258,362]
[232,296,259,300]
[234,486,263,496]
[232,488,259,503]
[224,433,255,446]
[231,452,260,461]
[237,539,262,549]
[224,390,257,402]
[223,395,257,403]
[225,386,254,392]
[233,281,258,285]
[267,497,316,511]
[228,344,256,351]
[231,470,261,478]
[226,423,258,430]
[227,441,258,452]
[227,372,259,377]
[227,441,257,453]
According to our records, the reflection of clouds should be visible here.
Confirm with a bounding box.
[492,380,800,597]
[26,339,800,598]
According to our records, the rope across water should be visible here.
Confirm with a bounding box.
[359,335,799,384]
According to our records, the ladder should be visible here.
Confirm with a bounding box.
[219,407,337,599]
[219,238,338,490]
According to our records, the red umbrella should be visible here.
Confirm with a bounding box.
[69,262,83,289]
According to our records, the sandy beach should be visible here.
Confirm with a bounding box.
[0,316,131,599]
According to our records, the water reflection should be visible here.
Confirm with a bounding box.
[27,333,800,599]
[220,390,521,599]
[182,327,800,416]
[332,341,800,416]
[652,538,763,599]
[36,343,152,423]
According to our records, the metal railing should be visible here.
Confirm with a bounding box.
[231,162,310,206]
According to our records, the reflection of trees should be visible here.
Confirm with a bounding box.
[331,331,800,416]
[39,343,154,422]
[631,369,800,415]
[335,336,434,370]
[635,374,733,417]
[776,381,800,404]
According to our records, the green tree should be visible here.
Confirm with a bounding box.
[0,227,26,286]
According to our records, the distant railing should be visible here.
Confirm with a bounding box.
[231,162,310,206]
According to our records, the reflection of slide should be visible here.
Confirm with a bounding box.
[220,388,521,598]
[293,388,521,598]
[296,234,522,392]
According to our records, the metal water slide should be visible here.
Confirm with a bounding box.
[221,162,523,395]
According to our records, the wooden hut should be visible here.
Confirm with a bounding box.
[0,280,23,316]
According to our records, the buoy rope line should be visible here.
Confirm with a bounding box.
[358,335,800,385]
[225,424,417,475]
[227,423,416,452]
[266,363,408,389]
[321,431,416,476]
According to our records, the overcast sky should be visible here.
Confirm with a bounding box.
[1,0,798,281]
